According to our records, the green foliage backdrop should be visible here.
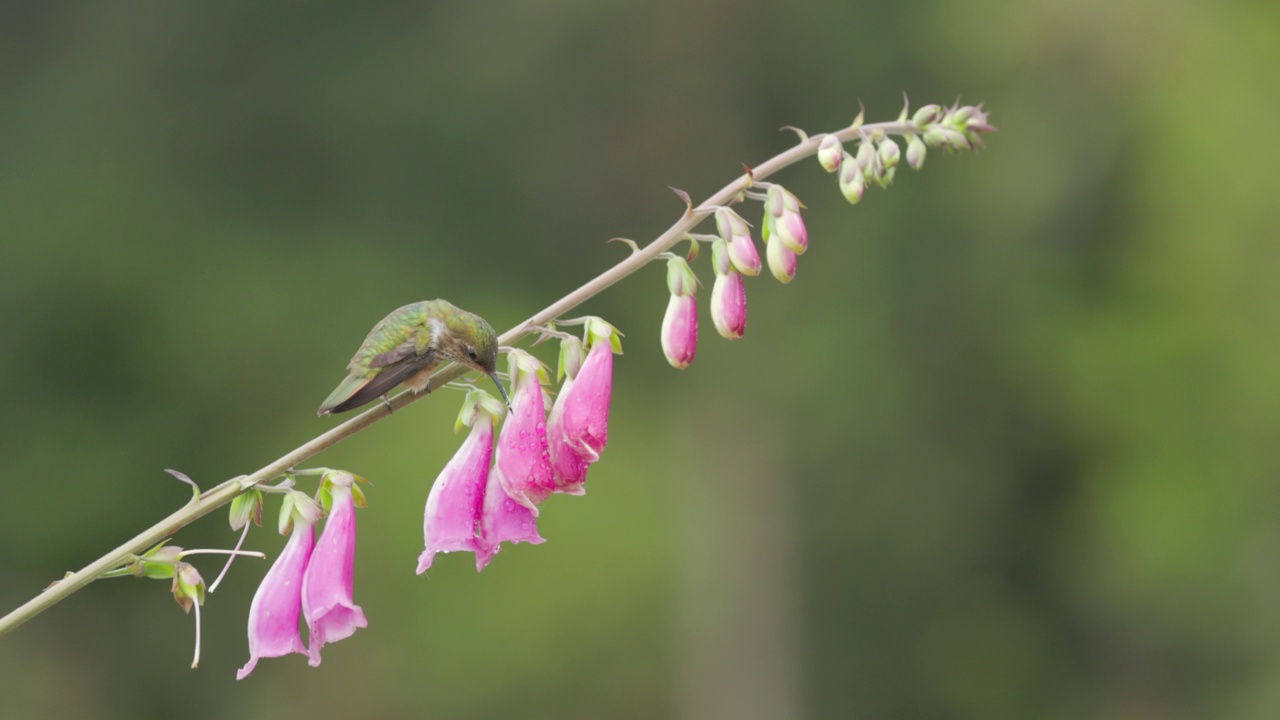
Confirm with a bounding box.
[1,2,1277,718]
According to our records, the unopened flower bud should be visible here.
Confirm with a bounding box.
[878,138,900,172]
[912,104,942,126]
[950,105,976,125]
[710,269,747,339]
[906,134,927,170]
[766,236,798,284]
[839,154,865,204]
[816,135,843,173]
[558,335,585,382]
[661,293,698,368]
[765,185,807,254]
[855,140,876,175]
[716,207,761,276]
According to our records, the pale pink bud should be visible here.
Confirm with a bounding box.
[878,138,901,171]
[716,207,761,276]
[817,135,843,173]
[839,153,865,204]
[476,466,546,570]
[855,140,876,176]
[417,400,497,574]
[238,516,314,679]
[302,476,367,667]
[494,350,554,510]
[766,186,807,255]
[710,270,747,339]
[662,293,698,369]
[767,237,798,284]
[906,135,927,170]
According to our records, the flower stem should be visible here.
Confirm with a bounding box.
[0,117,921,639]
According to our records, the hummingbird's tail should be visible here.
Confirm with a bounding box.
[317,364,421,415]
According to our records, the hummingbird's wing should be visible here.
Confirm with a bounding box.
[319,315,437,415]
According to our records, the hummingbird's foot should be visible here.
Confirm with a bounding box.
[380,394,394,414]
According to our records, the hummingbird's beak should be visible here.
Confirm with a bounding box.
[489,372,512,411]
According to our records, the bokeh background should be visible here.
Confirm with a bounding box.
[1,2,1277,718]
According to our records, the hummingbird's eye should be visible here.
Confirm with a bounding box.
[467,348,478,361]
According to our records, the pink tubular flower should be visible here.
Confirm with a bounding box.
[662,257,698,369]
[417,390,505,574]
[715,207,761,276]
[477,463,546,570]
[494,349,555,510]
[547,337,590,494]
[710,240,747,339]
[237,493,319,680]
[302,472,367,668]
[549,319,621,494]
[766,185,807,254]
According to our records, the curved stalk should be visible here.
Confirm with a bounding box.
[0,118,924,638]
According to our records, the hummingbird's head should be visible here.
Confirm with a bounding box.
[440,309,510,408]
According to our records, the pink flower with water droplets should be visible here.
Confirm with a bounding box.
[476,464,546,570]
[494,349,554,510]
[236,492,320,680]
[417,390,505,574]
[302,472,367,668]
[549,319,620,494]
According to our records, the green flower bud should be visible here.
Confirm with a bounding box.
[912,104,942,126]
[906,134,927,170]
[839,154,865,204]
[816,135,843,173]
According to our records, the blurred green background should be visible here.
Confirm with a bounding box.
[2,2,1277,718]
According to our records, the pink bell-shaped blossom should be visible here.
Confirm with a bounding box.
[560,318,618,460]
[710,240,747,339]
[547,337,591,494]
[548,319,622,494]
[417,390,505,574]
[477,463,546,570]
[494,349,554,510]
[765,185,807,255]
[302,472,368,667]
[662,257,698,369]
[715,207,761,276]
[237,491,321,680]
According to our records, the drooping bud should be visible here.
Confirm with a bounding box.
[417,390,503,574]
[766,234,798,284]
[816,134,843,173]
[715,207,761,276]
[839,152,865,204]
[710,240,746,339]
[878,138,901,172]
[662,257,698,369]
[765,185,807,254]
[906,134,927,170]
[172,561,206,669]
[494,349,554,510]
[302,472,367,668]
[855,140,877,176]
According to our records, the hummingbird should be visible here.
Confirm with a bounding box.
[317,299,509,416]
